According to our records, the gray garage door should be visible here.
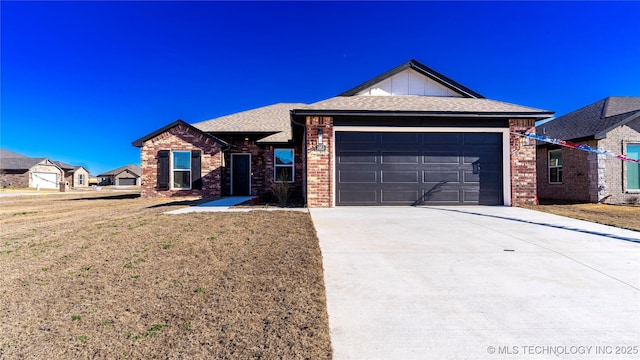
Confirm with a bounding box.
[335,132,503,206]
[118,178,137,186]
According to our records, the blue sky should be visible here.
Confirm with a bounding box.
[2,1,639,175]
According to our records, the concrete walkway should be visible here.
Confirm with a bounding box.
[164,196,308,214]
[309,206,640,359]
[164,196,254,214]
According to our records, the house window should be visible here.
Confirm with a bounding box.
[274,149,294,182]
[627,144,640,190]
[172,151,191,189]
[548,149,562,183]
[78,174,84,185]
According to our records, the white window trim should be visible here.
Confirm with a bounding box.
[171,151,192,190]
[274,148,295,183]
[78,174,84,185]
[332,127,512,206]
[625,143,640,192]
[548,149,562,184]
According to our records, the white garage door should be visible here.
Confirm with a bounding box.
[32,172,58,189]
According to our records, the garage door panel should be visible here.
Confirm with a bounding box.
[478,190,502,204]
[422,133,460,145]
[382,133,420,144]
[423,188,460,202]
[382,190,420,203]
[338,190,377,204]
[423,171,460,183]
[382,171,419,183]
[339,170,377,183]
[338,151,378,164]
[337,132,377,144]
[336,131,503,206]
[463,152,501,164]
[381,152,419,164]
[464,133,501,145]
[424,153,460,164]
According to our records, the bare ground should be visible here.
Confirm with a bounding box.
[0,192,332,359]
[521,202,640,232]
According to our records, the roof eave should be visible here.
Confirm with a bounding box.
[291,109,554,119]
[594,111,640,140]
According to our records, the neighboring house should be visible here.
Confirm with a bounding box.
[97,164,141,186]
[536,97,640,204]
[133,59,553,207]
[0,149,64,189]
[55,161,90,188]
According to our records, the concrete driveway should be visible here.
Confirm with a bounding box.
[309,206,640,360]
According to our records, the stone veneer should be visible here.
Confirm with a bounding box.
[140,124,223,198]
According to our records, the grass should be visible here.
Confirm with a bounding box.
[0,192,331,359]
[522,201,640,232]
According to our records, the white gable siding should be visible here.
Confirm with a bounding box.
[356,69,464,97]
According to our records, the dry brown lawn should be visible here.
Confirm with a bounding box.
[0,192,332,359]
[521,202,640,232]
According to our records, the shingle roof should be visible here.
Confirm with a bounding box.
[295,96,552,118]
[0,149,28,159]
[536,97,640,141]
[0,157,49,170]
[54,161,76,170]
[97,164,141,177]
[193,103,307,143]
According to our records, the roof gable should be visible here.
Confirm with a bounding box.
[339,59,484,98]
[537,96,640,141]
[97,164,141,177]
[132,119,229,148]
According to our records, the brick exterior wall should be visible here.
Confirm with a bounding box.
[220,140,303,198]
[536,119,640,204]
[536,142,595,202]
[0,171,29,188]
[509,119,538,206]
[140,124,223,198]
[305,116,334,207]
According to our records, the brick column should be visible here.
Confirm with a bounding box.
[306,116,333,207]
[509,119,537,206]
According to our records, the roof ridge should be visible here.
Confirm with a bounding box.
[601,96,611,119]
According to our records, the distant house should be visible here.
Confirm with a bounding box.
[97,164,141,186]
[0,149,64,189]
[55,161,90,188]
[536,97,640,204]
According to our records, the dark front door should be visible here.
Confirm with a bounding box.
[231,154,251,196]
[335,132,503,206]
